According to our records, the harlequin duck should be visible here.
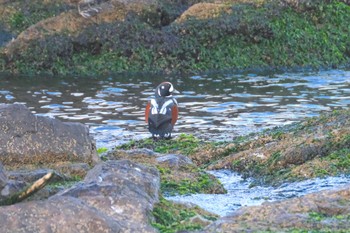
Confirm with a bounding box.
[145,82,179,139]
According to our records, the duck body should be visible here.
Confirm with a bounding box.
[145,82,178,139]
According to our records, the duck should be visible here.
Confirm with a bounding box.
[145,82,179,139]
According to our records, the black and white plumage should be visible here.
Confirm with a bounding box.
[145,82,179,139]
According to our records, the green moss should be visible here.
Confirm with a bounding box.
[46,175,82,189]
[97,147,108,155]
[116,134,201,156]
[322,148,350,174]
[308,211,328,221]
[161,171,223,196]
[2,1,68,34]
[151,197,217,233]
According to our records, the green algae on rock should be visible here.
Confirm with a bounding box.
[109,137,227,196]
[151,197,218,233]
[208,109,350,186]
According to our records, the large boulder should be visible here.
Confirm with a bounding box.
[204,184,350,232]
[59,160,160,232]
[0,196,123,233]
[0,104,98,167]
[0,160,160,232]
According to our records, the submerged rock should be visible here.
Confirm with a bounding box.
[0,160,160,233]
[0,104,98,167]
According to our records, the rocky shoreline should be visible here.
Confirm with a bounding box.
[0,103,350,232]
[0,0,350,75]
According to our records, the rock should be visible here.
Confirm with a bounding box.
[0,162,7,190]
[0,160,160,232]
[3,0,159,57]
[7,168,64,184]
[203,184,350,232]
[0,196,123,233]
[176,3,232,23]
[156,154,193,169]
[59,160,159,232]
[0,180,27,203]
[0,27,12,47]
[0,104,98,167]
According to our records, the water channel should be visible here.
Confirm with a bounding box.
[1,69,350,215]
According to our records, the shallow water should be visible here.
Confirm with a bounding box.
[166,170,350,216]
[0,69,350,149]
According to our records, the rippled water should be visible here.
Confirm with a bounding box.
[1,69,350,149]
[167,170,350,216]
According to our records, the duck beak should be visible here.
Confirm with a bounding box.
[172,89,180,94]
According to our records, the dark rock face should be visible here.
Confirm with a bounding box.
[204,184,350,232]
[0,162,6,190]
[0,104,98,166]
[0,162,26,203]
[0,160,160,233]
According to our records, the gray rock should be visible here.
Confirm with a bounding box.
[0,180,26,199]
[156,154,193,168]
[7,168,62,184]
[0,160,160,232]
[0,104,99,166]
[0,162,7,190]
[59,160,160,232]
[0,196,123,233]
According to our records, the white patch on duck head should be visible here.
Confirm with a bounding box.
[169,83,174,93]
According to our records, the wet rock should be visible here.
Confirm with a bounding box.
[0,160,160,232]
[208,109,350,184]
[204,184,350,232]
[0,104,98,167]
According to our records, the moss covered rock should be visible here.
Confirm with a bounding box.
[1,0,350,75]
[207,109,350,185]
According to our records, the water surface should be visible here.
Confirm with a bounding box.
[167,170,350,216]
[0,69,349,149]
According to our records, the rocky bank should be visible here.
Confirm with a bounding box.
[0,0,350,75]
[1,104,350,232]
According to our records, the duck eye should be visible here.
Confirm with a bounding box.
[161,86,165,89]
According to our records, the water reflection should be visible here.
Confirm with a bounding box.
[0,69,349,148]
